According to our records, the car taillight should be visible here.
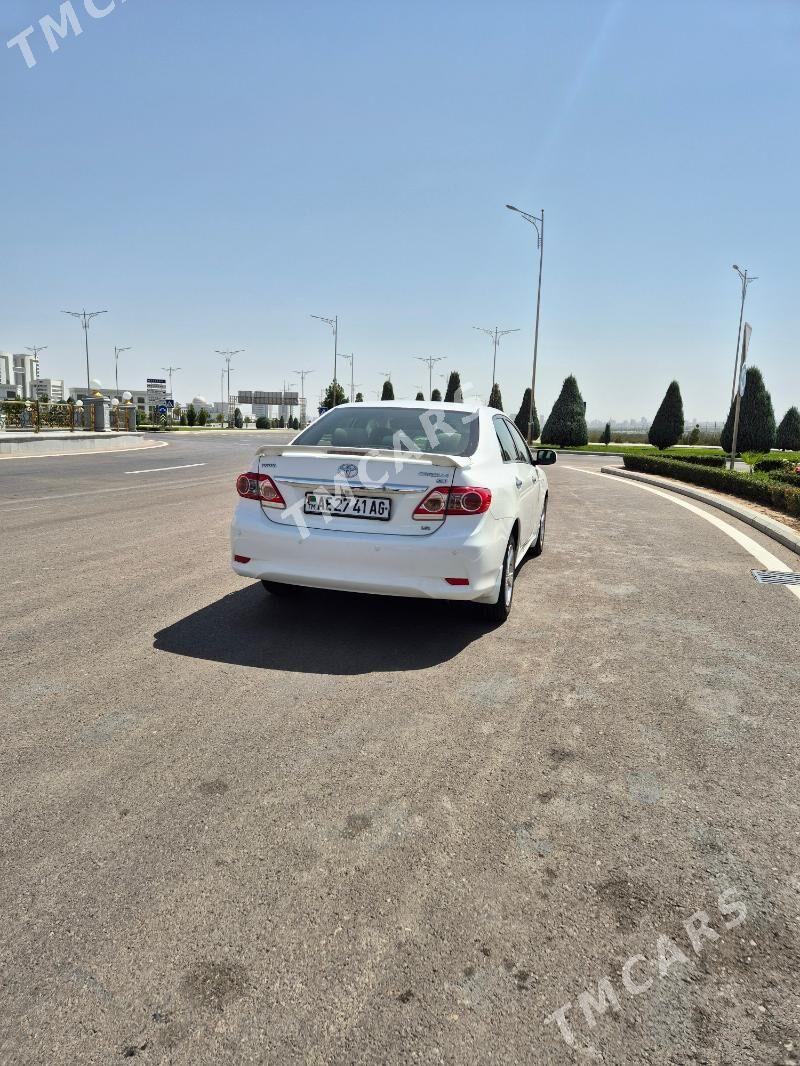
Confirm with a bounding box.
[236,472,285,508]
[413,486,492,519]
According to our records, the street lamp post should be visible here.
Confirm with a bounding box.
[729,265,757,406]
[293,368,314,425]
[473,326,520,393]
[25,346,47,399]
[62,309,108,393]
[162,366,181,404]
[340,353,354,402]
[506,204,544,442]
[114,346,132,398]
[310,314,339,406]
[216,349,243,427]
[414,355,445,399]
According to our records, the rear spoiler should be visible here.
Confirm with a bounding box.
[254,443,471,469]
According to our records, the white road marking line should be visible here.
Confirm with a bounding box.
[562,464,800,603]
[0,440,170,461]
[125,463,206,475]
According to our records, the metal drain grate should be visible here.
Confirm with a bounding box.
[751,569,800,585]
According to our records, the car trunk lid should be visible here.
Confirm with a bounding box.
[255,445,468,536]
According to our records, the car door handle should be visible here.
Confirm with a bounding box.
[515,477,523,489]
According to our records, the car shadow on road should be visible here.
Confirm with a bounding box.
[153,583,488,674]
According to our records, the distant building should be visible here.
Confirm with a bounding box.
[0,353,40,398]
[31,378,66,402]
[70,385,149,415]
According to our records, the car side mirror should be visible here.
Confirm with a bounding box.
[535,448,556,465]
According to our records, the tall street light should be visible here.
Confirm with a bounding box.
[340,353,355,402]
[114,346,132,397]
[506,203,544,443]
[414,355,444,399]
[62,309,108,392]
[310,314,339,405]
[216,349,243,427]
[729,265,757,405]
[162,365,181,402]
[294,368,314,424]
[473,326,520,393]
[26,345,47,397]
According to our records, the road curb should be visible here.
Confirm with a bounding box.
[0,437,169,460]
[601,466,800,558]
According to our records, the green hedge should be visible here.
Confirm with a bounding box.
[753,457,793,473]
[664,454,725,468]
[621,454,800,518]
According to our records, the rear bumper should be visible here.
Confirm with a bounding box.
[230,501,508,602]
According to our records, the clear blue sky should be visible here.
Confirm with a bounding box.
[2,0,798,423]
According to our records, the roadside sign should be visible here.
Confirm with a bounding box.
[147,378,168,407]
[157,404,168,415]
[165,399,175,409]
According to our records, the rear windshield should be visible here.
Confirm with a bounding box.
[293,406,480,456]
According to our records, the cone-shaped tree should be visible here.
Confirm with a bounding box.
[323,381,347,409]
[513,388,540,442]
[488,383,503,411]
[234,407,244,429]
[186,403,197,427]
[381,379,395,401]
[444,371,461,403]
[720,366,776,453]
[601,422,612,446]
[648,381,685,449]
[415,391,424,401]
[541,375,588,446]
[355,392,364,402]
[431,388,442,402]
[776,407,800,451]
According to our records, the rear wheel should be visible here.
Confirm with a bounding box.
[530,496,547,558]
[481,533,517,623]
[261,580,297,597]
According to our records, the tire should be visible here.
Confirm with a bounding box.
[481,532,518,623]
[530,496,547,558]
[261,580,297,597]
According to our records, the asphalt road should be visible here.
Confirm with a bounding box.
[2,432,799,1065]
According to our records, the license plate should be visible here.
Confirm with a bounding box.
[304,492,391,521]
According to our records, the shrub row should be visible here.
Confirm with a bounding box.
[621,454,800,518]
[662,454,725,468]
[753,457,793,473]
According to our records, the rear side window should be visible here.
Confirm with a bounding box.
[505,419,534,464]
[493,417,518,462]
[293,406,480,456]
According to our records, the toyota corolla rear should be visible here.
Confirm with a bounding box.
[230,404,507,602]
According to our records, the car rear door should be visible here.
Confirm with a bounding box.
[505,418,543,541]
[492,416,535,545]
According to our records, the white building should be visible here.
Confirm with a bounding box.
[31,378,66,402]
[70,385,149,416]
[0,353,40,398]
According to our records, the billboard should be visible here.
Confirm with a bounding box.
[238,390,299,405]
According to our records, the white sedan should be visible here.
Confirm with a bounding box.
[230,401,555,622]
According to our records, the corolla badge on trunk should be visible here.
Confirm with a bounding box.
[337,463,359,479]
